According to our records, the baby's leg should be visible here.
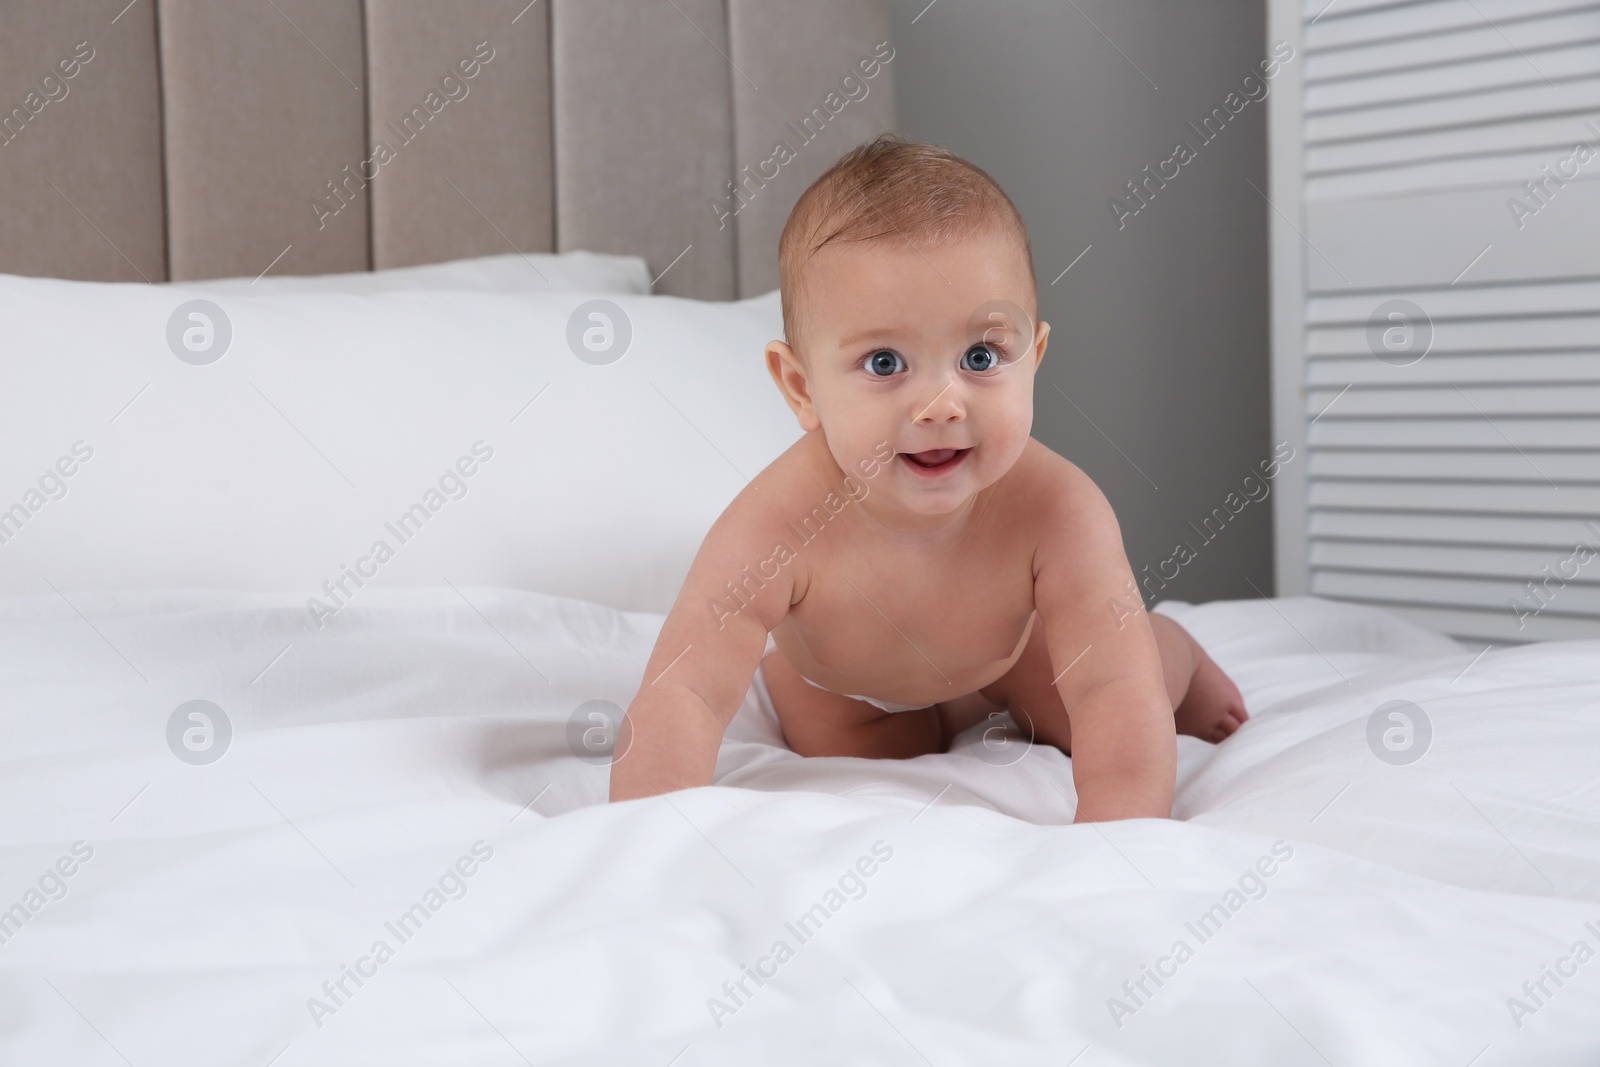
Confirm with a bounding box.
[761,647,945,759]
[981,611,1248,754]
[1149,612,1249,743]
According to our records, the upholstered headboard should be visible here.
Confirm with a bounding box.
[0,0,895,299]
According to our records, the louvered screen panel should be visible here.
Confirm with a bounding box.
[1271,0,1600,645]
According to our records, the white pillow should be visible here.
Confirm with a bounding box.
[0,276,797,615]
[182,249,653,295]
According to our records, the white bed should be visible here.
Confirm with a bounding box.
[7,3,1596,1057]
[3,253,1599,1065]
[3,584,1598,1065]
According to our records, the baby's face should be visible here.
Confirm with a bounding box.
[769,230,1049,520]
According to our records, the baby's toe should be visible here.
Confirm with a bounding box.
[1212,704,1248,741]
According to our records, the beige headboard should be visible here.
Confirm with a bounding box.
[0,0,895,299]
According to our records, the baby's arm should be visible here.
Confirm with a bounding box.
[608,488,796,802]
[1032,465,1176,822]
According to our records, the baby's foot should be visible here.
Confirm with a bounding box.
[1173,645,1249,744]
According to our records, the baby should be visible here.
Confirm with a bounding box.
[609,134,1248,820]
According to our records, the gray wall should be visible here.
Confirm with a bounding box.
[886,0,1274,605]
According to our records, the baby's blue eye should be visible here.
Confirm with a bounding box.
[962,344,1001,372]
[866,350,904,376]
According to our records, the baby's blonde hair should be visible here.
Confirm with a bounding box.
[777,133,1036,354]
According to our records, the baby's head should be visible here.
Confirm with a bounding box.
[767,134,1048,519]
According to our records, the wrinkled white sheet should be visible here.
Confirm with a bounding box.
[1,589,1597,1066]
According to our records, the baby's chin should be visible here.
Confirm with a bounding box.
[883,487,981,518]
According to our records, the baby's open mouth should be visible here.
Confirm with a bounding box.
[900,448,971,475]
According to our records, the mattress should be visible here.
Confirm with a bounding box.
[2,588,1597,1064]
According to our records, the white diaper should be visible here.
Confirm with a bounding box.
[763,633,930,714]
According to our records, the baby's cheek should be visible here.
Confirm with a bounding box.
[997,393,1034,434]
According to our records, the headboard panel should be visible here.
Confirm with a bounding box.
[552,0,736,299]
[0,1,167,282]
[162,0,371,281]
[0,0,894,299]
[367,0,553,270]
[727,2,894,299]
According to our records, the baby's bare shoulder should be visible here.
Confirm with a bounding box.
[669,434,834,636]
[698,430,849,564]
[1011,442,1134,605]
[724,430,841,523]
[1006,439,1118,532]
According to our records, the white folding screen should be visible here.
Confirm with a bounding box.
[1267,0,1600,644]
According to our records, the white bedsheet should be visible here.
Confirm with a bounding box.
[1,589,1597,1065]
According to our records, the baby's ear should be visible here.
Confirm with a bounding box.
[766,340,821,431]
[1031,320,1051,367]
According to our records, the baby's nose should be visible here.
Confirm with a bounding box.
[912,376,965,422]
